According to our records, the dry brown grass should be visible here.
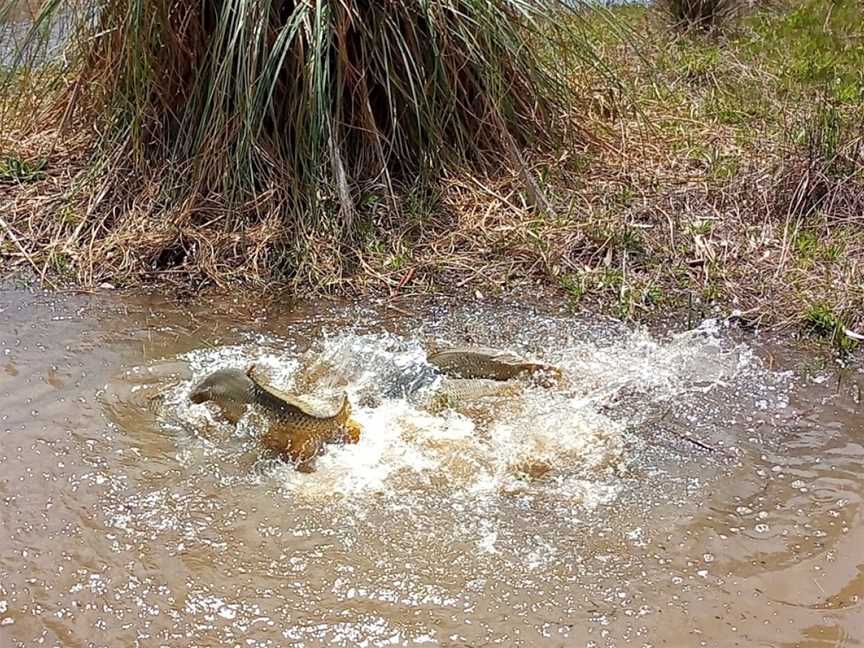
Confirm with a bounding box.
[2,0,863,346]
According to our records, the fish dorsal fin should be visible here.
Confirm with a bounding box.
[247,364,346,418]
[486,350,529,365]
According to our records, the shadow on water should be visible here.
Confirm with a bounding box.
[0,287,862,646]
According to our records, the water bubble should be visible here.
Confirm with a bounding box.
[218,605,237,620]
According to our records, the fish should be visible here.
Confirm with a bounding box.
[189,365,361,471]
[434,377,522,404]
[427,346,562,384]
[424,378,524,418]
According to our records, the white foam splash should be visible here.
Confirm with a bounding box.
[151,320,750,511]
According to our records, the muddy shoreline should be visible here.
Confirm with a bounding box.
[3,1,862,348]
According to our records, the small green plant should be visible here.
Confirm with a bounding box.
[526,220,551,255]
[708,152,739,182]
[599,268,624,290]
[568,154,592,175]
[58,205,83,226]
[616,226,644,254]
[803,303,858,351]
[680,46,720,84]
[361,193,382,209]
[403,184,442,224]
[613,185,635,208]
[830,79,863,106]
[776,101,863,219]
[0,155,46,183]
[48,251,74,277]
[820,241,843,262]
[384,255,405,271]
[701,281,721,302]
[794,229,820,261]
[615,283,663,319]
[560,272,587,301]
[586,222,613,246]
[793,103,843,163]
[688,220,713,236]
[643,283,664,305]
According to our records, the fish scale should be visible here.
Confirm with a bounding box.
[427,346,561,382]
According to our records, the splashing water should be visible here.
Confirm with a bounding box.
[151,316,750,509]
[5,290,863,647]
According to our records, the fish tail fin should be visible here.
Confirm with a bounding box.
[337,394,362,444]
[529,363,563,388]
[337,394,351,423]
[545,364,565,387]
[343,419,362,444]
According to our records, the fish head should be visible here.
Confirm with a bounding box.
[189,388,210,404]
[189,368,254,404]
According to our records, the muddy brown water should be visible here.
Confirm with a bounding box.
[0,288,862,647]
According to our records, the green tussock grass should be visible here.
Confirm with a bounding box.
[803,303,858,352]
[0,154,46,182]
[1,0,608,287]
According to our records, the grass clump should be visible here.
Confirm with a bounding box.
[775,101,864,220]
[0,154,46,183]
[560,272,587,302]
[657,0,739,32]
[1,0,594,287]
[803,304,858,352]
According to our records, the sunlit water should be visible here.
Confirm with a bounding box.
[1,289,862,647]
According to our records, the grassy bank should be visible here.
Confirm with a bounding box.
[1,0,862,347]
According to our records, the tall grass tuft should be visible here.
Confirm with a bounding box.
[658,0,739,31]
[775,101,864,220]
[1,0,602,286]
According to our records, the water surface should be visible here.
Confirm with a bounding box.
[0,289,861,646]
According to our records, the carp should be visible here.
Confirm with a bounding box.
[431,377,522,408]
[189,365,361,471]
[427,346,561,384]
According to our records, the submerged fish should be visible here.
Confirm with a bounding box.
[379,363,439,400]
[189,365,361,471]
[434,377,521,404]
[424,378,524,418]
[427,346,561,384]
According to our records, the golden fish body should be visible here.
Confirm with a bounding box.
[255,391,361,469]
[425,378,523,419]
[189,366,361,471]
